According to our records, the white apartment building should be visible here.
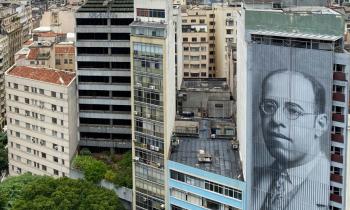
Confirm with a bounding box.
[5,66,78,177]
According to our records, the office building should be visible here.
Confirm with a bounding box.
[5,66,78,177]
[75,0,133,150]
[181,3,239,79]
[237,6,350,210]
[131,0,176,208]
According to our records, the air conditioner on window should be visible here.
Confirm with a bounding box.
[134,111,139,116]
[146,113,151,118]
[150,145,155,150]
[149,85,155,90]
[154,146,159,152]
[156,163,162,168]
[40,140,45,145]
[133,156,140,161]
[160,204,165,209]
[53,145,58,150]
[136,83,142,87]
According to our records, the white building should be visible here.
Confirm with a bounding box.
[6,66,78,177]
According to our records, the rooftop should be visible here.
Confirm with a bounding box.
[181,78,230,91]
[55,45,75,54]
[7,66,75,86]
[170,119,243,180]
[77,0,133,13]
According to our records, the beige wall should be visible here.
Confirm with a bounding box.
[40,10,75,33]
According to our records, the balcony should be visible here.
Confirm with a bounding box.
[333,72,347,81]
[331,154,343,163]
[333,92,345,102]
[332,113,345,123]
[331,133,344,143]
[330,174,343,183]
[330,194,342,204]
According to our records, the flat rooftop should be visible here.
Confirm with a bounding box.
[77,0,133,13]
[181,78,230,91]
[6,66,75,86]
[170,119,243,180]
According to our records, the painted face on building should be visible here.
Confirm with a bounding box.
[260,70,328,168]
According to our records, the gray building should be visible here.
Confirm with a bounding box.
[75,0,133,150]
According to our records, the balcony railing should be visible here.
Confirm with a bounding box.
[330,174,343,184]
[333,92,345,102]
[331,133,344,143]
[332,113,345,123]
[331,154,343,163]
[333,72,347,81]
[330,194,342,204]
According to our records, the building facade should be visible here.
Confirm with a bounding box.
[75,0,133,150]
[237,6,350,210]
[131,0,176,208]
[0,35,9,130]
[5,66,78,177]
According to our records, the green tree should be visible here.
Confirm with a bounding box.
[0,132,8,171]
[0,174,125,210]
[73,155,108,183]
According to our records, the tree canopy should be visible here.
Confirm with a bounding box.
[0,173,125,210]
[0,132,8,171]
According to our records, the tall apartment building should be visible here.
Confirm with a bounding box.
[237,6,350,210]
[5,66,78,177]
[0,35,9,130]
[131,0,176,208]
[75,0,133,150]
[181,4,239,79]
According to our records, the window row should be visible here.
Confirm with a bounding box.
[170,170,242,200]
[9,95,64,112]
[8,83,64,99]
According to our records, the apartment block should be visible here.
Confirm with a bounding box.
[75,0,133,150]
[131,0,176,208]
[181,3,239,79]
[237,6,350,210]
[5,66,78,177]
[0,35,9,130]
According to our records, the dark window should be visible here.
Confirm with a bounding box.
[79,104,109,111]
[110,18,133,25]
[77,47,108,55]
[79,76,109,83]
[79,90,109,97]
[111,62,130,69]
[76,33,108,40]
[76,18,107,25]
[78,61,109,69]
[111,33,130,40]
[111,76,130,83]
[80,118,110,125]
[112,91,131,97]
[111,48,130,55]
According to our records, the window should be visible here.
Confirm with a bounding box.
[52,118,57,124]
[136,8,165,18]
[53,169,59,176]
[52,104,57,111]
[14,83,18,89]
[40,114,45,121]
[60,93,63,99]
[16,143,20,149]
[201,37,206,42]
[41,152,46,158]
[24,86,29,91]
[42,165,47,171]
[25,98,29,104]
[199,19,205,24]
[69,59,73,64]
[192,37,197,42]
[55,59,60,65]
[53,156,58,162]
[14,95,19,101]
[39,89,44,94]
[64,59,68,64]
[183,37,188,42]
[52,130,58,137]
[61,120,64,126]
[191,19,196,23]
[51,91,56,97]
[15,132,20,138]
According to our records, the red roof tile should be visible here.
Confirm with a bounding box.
[27,48,39,60]
[36,32,66,37]
[55,45,75,54]
[24,40,33,46]
[8,66,75,86]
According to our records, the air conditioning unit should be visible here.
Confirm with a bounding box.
[136,82,142,87]
[154,146,159,152]
[160,204,165,209]
[32,138,36,143]
[149,85,155,90]
[53,145,58,150]
[146,113,151,118]
[40,140,45,145]
[134,111,139,116]
[156,162,162,168]
[134,156,140,161]
[150,145,155,150]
